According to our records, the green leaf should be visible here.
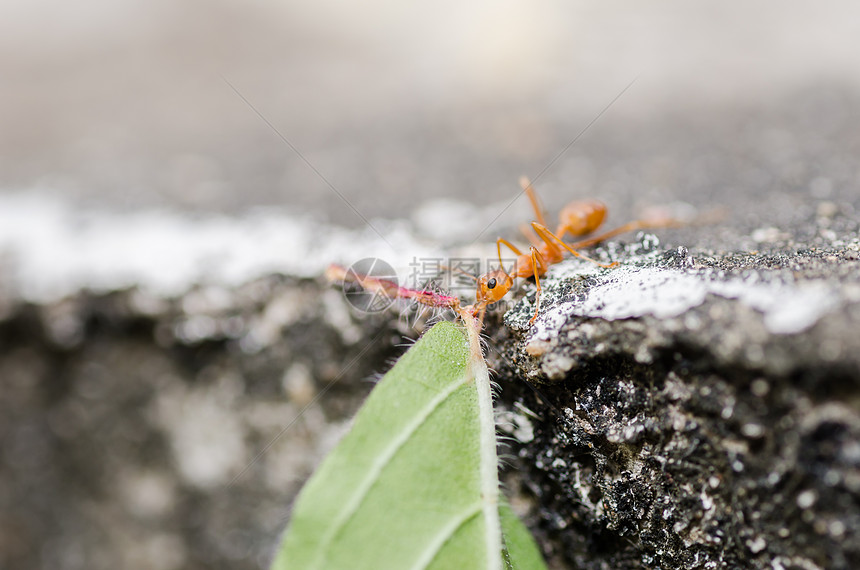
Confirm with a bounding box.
[500,500,547,570]
[271,320,547,570]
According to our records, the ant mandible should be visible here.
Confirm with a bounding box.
[465,177,681,323]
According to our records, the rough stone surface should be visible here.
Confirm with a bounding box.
[0,278,413,570]
[4,140,860,568]
[491,234,860,570]
[5,227,860,569]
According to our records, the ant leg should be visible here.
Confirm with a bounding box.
[528,246,548,324]
[567,218,681,250]
[497,237,523,257]
[519,176,548,228]
[531,222,618,269]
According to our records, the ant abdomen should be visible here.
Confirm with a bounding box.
[556,199,607,238]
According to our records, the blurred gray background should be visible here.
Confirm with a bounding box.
[3,0,859,232]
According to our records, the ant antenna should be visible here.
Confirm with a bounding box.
[440,264,480,283]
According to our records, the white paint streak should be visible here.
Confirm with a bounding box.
[0,192,444,302]
[575,265,709,320]
[0,193,842,336]
[537,264,841,336]
[708,279,840,334]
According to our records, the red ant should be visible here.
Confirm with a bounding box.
[464,177,681,323]
[329,177,682,326]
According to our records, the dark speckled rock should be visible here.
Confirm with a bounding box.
[492,235,860,569]
[3,239,860,569]
[0,278,407,570]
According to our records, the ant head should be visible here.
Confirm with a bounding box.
[475,269,513,306]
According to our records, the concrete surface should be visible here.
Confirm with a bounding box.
[494,235,860,569]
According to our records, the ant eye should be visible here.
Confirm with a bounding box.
[487,278,497,289]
